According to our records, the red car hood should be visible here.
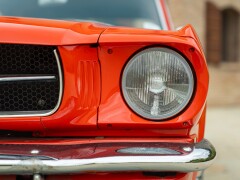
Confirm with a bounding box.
[0,16,108,45]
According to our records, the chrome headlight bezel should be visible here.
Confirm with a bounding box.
[121,47,194,121]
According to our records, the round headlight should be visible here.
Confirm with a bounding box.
[122,47,194,120]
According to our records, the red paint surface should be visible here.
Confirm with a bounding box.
[46,172,197,180]
[98,25,208,141]
[160,0,173,30]
[0,19,208,141]
[0,137,193,145]
[0,16,106,45]
[0,173,197,180]
[41,45,101,131]
[0,173,196,180]
[0,15,208,180]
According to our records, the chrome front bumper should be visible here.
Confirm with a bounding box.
[0,139,216,175]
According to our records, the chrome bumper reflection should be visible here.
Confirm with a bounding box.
[0,139,216,174]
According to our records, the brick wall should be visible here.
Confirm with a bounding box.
[166,0,206,50]
[166,0,240,63]
[206,2,222,64]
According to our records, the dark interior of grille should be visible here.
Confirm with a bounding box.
[0,44,61,114]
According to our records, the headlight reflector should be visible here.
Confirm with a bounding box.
[122,47,194,120]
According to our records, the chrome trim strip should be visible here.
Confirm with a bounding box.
[0,76,56,82]
[155,0,168,30]
[48,49,64,116]
[0,139,216,175]
[0,49,63,117]
[0,154,58,161]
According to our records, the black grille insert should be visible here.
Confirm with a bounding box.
[0,44,62,116]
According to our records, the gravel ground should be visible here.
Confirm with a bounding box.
[204,63,240,180]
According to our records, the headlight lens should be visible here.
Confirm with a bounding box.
[122,47,194,120]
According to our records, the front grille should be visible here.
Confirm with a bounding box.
[0,44,62,116]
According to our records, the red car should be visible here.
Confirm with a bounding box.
[0,0,215,180]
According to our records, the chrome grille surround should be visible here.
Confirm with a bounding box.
[0,44,63,117]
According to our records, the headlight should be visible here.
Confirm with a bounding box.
[122,47,194,120]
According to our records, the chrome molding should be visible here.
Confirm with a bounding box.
[0,139,216,175]
[0,76,56,82]
[0,154,58,161]
[155,0,168,30]
[0,49,63,117]
[48,49,64,116]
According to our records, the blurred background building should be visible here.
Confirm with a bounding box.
[166,0,240,107]
[166,1,240,179]
[167,0,240,64]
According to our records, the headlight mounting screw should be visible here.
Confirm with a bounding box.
[189,47,195,52]
[108,49,113,54]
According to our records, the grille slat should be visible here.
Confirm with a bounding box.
[0,75,57,82]
[0,44,62,116]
